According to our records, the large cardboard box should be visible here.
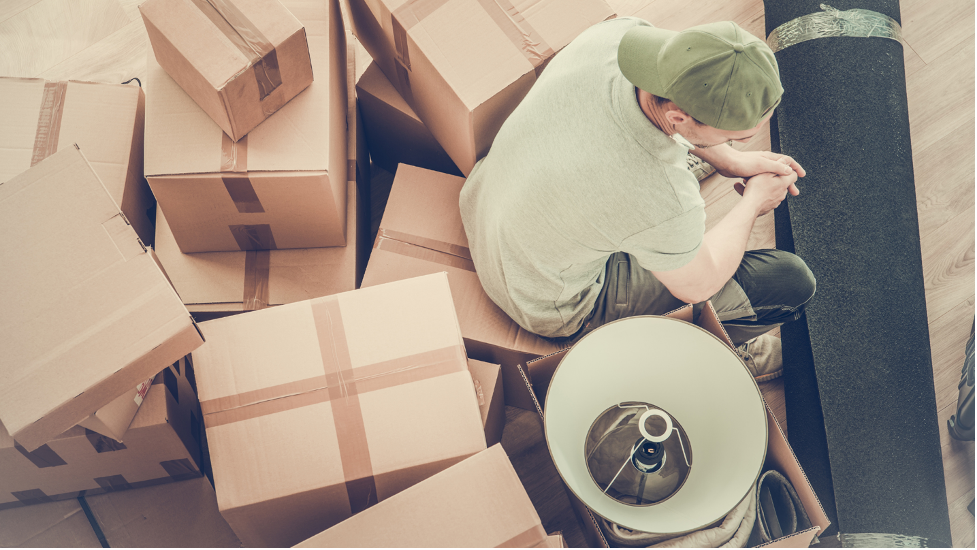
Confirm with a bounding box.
[356,61,461,176]
[139,0,313,141]
[0,498,102,547]
[193,273,487,547]
[361,164,561,410]
[522,304,832,548]
[145,0,348,253]
[0,77,155,246]
[86,476,241,547]
[76,377,155,443]
[0,146,203,451]
[295,444,547,547]
[0,356,206,511]
[469,359,504,447]
[345,0,614,174]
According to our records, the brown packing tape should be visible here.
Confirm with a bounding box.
[220,132,248,172]
[199,346,463,417]
[243,250,271,311]
[187,0,282,100]
[14,442,67,468]
[312,297,378,514]
[229,224,277,250]
[30,81,67,166]
[497,524,548,548]
[220,133,267,213]
[374,228,475,272]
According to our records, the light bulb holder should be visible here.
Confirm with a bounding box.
[632,439,666,473]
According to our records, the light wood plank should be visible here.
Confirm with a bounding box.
[913,117,976,239]
[901,0,975,65]
[921,205,976,324]
[930,295,977,413]
[938,401,976,521]
[905,33,975,155]
[37,18,149,84]
[0,0,43,25]
[0,0,130,77]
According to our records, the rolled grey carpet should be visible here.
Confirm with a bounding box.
[765,0,952,545]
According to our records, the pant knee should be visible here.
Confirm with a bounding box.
[777,252,816,308]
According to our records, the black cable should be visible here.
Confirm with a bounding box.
[77,494,110,548]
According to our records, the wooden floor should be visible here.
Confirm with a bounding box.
[1,0,972,546]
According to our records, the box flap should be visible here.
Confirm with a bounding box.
[356,61,419,123]
[144,6,333,176]
[0,146,199,449]
[296,445,546,547]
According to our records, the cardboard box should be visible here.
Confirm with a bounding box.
[361,164,561,411]
[345,0,614,174]
[86,476,241,548]
[0,498,102,547]
[139,0,313,141]
[356,61,461,176]
[0,356,206,511]
[295,444,547,547]
[469,359,504,447]
[77,377,155,443]
[0,146,203,451]
[193,273,486,547]
[539,532,567,548]
[144,0,348,253]
[521,303,832,548]
[0,77,155,246]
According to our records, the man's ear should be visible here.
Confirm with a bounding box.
[663,107,694,126]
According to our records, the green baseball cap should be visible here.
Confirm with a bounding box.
[618,21,783,131]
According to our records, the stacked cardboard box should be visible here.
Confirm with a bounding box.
[296,445,548,547]
[0,77,156,246]
[362,164,561,410]
[346,0,615,174]
[0,356,204,511]
[192,273,487,546]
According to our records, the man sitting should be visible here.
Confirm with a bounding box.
[459,17,816,381]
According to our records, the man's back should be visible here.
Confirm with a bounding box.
[460,17,706,338]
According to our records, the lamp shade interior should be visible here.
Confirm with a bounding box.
[544,316,767,534]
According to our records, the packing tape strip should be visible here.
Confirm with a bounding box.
[188,0,283,102]
[220,133,268,214]
[766,4,903,53]
[199,346,462,416]
[242,250,271,311]
[390,0,554,98]
[30,81,67,166]
[374,228,476,272]
[229,223,277,251]
[496,524,548,548]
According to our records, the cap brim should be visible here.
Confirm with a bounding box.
[618,26,678,98]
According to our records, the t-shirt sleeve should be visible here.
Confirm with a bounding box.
[619,207,706,272]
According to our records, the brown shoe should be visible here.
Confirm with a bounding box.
[735,334,783,383]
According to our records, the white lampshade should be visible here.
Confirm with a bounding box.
[544,316,767,535]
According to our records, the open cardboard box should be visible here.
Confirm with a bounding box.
[519,303,831,548]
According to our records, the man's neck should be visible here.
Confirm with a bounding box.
[636,88,676,136]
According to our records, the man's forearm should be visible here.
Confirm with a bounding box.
[689,142,737,170]
[700,197,758,284]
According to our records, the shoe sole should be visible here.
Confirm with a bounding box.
[754,369,784,383]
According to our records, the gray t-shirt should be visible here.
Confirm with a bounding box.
[459,17,706,338]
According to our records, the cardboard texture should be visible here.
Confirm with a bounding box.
[468,359,504,447]
[523,304,831,548]
[361,164,561,411]
[193,273,486,547]
[76,377,154,443]
[0,356,206,511]
[86,476,241,548]
[295,445,547,548]
[0,146,202,451]
[139,0,313,141]
[345,0,615,174]
[144,0,348,253]
[0,77,155,246]
[356,61,461,176]
[0,498,101,548]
